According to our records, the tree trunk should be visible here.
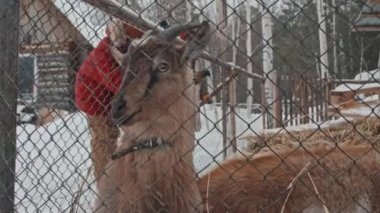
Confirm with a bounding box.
[332,0,338,76]
[316,0,329,78]
[228,3,239,154]
[360,36,364,74]
[246,1,253,118]
[261,2,275,128]
[339,37,347,77]
[216,0,228,159]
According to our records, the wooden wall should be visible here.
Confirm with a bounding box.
[19,0,91,111]
[19,0,83,45]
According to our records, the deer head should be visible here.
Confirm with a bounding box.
[111,21,211,128]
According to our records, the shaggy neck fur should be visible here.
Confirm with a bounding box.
[96,65,202,213]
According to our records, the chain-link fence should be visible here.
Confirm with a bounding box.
[1,0,380,212]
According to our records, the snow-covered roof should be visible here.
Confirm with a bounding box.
[51,0,109,47]
[354,0,380,31]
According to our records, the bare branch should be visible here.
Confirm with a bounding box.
[199,70,239,107]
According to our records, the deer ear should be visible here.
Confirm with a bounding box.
[180,21,211,62]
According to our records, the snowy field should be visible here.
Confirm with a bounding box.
[15,104,379,212]
[15,105,263,212]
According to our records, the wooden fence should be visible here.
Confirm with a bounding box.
[273,73,330,127]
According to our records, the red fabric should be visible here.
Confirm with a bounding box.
[75,38,122,116]
[76,23,189,116]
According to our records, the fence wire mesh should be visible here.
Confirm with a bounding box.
[0,0,379,212]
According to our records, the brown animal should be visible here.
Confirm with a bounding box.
[95,21,211,213]
[197,143,380,212]
[96,20,380,212]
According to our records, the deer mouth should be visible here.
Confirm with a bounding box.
[116,43,128,53]
[116,108,142,126]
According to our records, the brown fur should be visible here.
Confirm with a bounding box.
[95,30,202,212]
[87,116,119,185]
[197,143,380,212]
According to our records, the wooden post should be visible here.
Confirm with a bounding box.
[216,0,229,159]
[324,77,331,121]
[283,76,289,126]
[260,81,267,129]
[229,71,237,154]
[0,0,19,212]
[273,72,282,127]
[302,74,310,124]
[290,78,294,126]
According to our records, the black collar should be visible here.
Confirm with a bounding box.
[111,137,170,160]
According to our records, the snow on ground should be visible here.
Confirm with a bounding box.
[15,98,379,212]
[15,113,94,213]
[15,101,380,212]
[14,89,380,213]
[15,105,262,212]
[193,106,263,175]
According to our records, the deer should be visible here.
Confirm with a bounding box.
[197,142,380,212]
[95,21,211,213]
[95,20,380,212]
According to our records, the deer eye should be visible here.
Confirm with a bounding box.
[157,62,170,73]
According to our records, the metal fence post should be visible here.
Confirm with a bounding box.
[0,0,19,212]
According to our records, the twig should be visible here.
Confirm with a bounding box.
[286,162,311,190]
[281,185,295,213]
[69,167,92,213]
[199,71,239,107]
[80,0,264,81]
[307,172,330,213]
[281,162,311,213]
[200,54,263,80]
[206,173,211,213]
